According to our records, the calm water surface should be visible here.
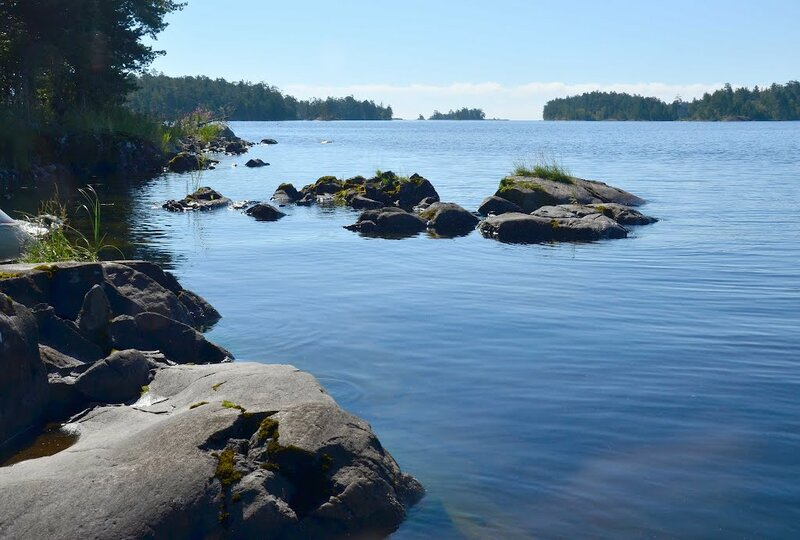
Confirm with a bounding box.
[17,121,800,538]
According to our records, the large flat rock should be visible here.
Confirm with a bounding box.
[0,362,422,540]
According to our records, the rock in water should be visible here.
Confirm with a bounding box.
[419,202,479,237]
[245,203,286,222]
[0,363,424,539]
[245,158,269,168]
[495,175,646,213]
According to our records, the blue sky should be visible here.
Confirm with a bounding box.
[147,0,800,119]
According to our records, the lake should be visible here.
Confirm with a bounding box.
[9,120,800,538]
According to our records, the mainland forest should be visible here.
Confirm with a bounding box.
[543,81,800,121]
[126,73,394,121]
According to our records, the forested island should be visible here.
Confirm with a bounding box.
[428,108,486,120]
[543,81,800,121]
[127,73,394,121]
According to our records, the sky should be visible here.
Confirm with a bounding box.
[146,0,800,120]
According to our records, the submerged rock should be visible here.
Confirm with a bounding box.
[0,362,423,540]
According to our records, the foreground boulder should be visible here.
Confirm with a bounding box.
[344,207,427,237]
[495,175,646,213]
[0,294,48,446]
[0,362,423,540]
[418,202,479,237]
[163,187,231,212]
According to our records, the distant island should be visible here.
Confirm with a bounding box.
[127,73,394,121]
[543,81,800,121]
[426,107,486,120]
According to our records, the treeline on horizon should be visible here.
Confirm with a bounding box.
[126,73,394,121]
[543,81,800,121]
[427,108,486,120]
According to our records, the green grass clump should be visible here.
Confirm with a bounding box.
[221,400,247,414]
[512,158,573,184]
[215,447,242,488]
[20,186,122,263]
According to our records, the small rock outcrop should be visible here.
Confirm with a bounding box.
[163,187,231,212]
[245,158,269,168]
[261,138,278,145]
[344,207,427,237]
[495,175,646,213]
[245,203,286,222]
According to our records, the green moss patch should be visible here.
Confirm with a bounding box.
[189,401,208,409]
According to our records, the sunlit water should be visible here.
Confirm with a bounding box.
[11,121,800,538]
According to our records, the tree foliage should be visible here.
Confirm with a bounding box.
[126,74,394,120]
[543,82,800,121]
[0,0,184,118]
[429,108,486,120]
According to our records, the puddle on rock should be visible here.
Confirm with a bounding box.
[1,423,79,467]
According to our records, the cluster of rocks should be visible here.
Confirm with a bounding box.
[273,171,440,210]
[475,175,657,243]
[166,125,258,173]
[163,186,232,212]
[0,261,422,539]
[268,171,657,242]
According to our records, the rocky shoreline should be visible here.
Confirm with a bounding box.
[0,261,422,539]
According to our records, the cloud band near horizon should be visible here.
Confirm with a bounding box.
[283,82,730,120]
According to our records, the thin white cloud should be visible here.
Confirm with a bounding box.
[283,82,726,120]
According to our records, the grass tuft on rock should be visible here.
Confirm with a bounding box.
[512,158,573,184]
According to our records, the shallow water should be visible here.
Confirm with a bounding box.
[8,120,800,538]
